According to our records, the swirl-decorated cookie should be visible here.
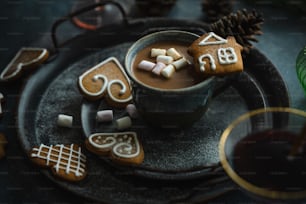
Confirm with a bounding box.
[0,48,49,81]
[85,132,144,165]
[78,57,132,107]
[188,32,243,75]
[29,144,87,182]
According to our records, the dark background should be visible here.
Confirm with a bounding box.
[0,0,306,203]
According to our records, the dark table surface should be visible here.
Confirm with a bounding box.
[0,0,306,203]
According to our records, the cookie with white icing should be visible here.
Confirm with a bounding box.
[29,144,87,182]
[0,48,49,81]
[85,132,144,165]
[78,57,132,107]
[188,32,243,75]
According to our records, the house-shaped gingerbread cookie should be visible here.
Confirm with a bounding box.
[188,32,243,75]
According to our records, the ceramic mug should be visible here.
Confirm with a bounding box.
[125,30,216,128]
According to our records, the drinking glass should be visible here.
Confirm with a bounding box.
[219,107,306,202]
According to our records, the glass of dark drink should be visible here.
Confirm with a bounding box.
[219,107,306,202]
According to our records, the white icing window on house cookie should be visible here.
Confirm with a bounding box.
[217,47,238,64]
[198,54,216,72]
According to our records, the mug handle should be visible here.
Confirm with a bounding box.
[212,75,237,98]
[212,72,266,111]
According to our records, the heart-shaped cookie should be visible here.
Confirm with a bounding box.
[85,132,144,165]
[29,144,87,182]
[78,57,132,107]
[0,47,49,81]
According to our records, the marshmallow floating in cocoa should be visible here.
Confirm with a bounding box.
[137,60,156,71]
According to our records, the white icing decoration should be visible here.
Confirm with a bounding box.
[78,57,132,103]
[113,142,139,158]
[107,79,133,103]
[79,73,108,97]
[46,144,53,165]
[198,32,227,46]
[65,144,73,175]
[31,144,86,177]
[217,47,238,64]
[88,132,140,158]
[54,144,63,173]
[198,54,216,72]
[88,134,116,149]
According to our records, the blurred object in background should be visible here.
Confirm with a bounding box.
[201,0,234,23]
[245,0,306,14]
[209,9,264,53]
[135,0,177,16]
[296,46,306,96]
[72,0,134,30]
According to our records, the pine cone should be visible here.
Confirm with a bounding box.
[135,0,176,16]
[202,0,234,22]
[209,9,264,53]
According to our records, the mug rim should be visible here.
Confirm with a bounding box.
[219,107,306,200]
[124,30,215,93]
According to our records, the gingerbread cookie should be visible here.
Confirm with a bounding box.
[29,144,87,182]
[85,132,144,165]
[188,32,243,75]
[78,57,132,107]
[0,48,49,81]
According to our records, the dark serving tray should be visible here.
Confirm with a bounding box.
[17,18,289,203]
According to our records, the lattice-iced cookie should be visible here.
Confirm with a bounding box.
[188,32,243,75]
[0,48,49,81]
[29,144,87,182]
[85,132,144,165]
[78,57,132,107]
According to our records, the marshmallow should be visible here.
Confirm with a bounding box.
[126,104,139,119]
[156,55,173,65]
[151,48,166,57]
[172,58,189,70]
[161,64,175,79]
[115,116,132,130]
[137,60,156,71]
[96,110,113,122]
[57,114,73,128]
[166,48,182,60]
[152,62,166,75]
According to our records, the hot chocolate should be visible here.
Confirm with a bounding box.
[132,41,203,89]
[125,30,216,127]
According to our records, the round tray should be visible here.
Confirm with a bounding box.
[17,18,289,203]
